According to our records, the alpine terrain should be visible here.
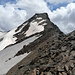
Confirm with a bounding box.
[0,13,75,75]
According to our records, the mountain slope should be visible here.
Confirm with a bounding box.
[0,35,41,75]
[6,14,75,75]
[6,30,75,75]
[0,13,63,75]
[0,13,74,75]
[0,13,60,51]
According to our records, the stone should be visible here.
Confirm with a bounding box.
[71,45,75,50]
[59,72,62,75]
[62,72,67,75]
[54,55,63,63]
[47,72,52,75]
[57,66,64,72]
[72,68,75,75]
[64,65,69,71]
[71,63,74,68]
[18,65,24,69]
[61,46,66,52]
[69,70,72,75]
[71,51,75,56]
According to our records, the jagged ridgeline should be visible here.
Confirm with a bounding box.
[4,13,75,75]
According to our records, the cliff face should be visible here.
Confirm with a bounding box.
[6,13,75,75]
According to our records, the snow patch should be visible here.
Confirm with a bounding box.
[25,19,47,36]
[36,17,42,20]
[42,23,47,26]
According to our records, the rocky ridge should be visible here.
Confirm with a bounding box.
[6,13,75,75]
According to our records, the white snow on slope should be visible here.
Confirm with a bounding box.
[25,19,47,36]
[0,19,47,51]
[42,23,47,26]
[0,53,30,75]
[0,22,28,51]
[0,35,41,75]
[0,29,17,51]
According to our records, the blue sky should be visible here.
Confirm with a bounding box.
[0,0,75,33]
[0,0,71,11]
[0,0,16,5]
[47,2,68,11]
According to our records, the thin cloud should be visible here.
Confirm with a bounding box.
[50,3,75,33]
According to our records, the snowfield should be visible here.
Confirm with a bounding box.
[0,22,28,51]
[0,35,41,75]
[0,29,17,51]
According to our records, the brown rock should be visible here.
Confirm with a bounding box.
[62,72,67,75]
[64,65,69,71]
[57,66,64,72]
[59,72,62,75]
[71,63,74,68]
[47,72,52,75]
[72,68,75,75]
[71,51,75,56]
[61,46,66,51]
[41,72,44,75]
[69,70,72,75]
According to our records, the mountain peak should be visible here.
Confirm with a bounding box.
[34,13,49,19]
[0,13,62,51]
[14,13,62,43]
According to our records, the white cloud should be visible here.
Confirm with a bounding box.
[15,0,51,19]
[50,3,75,33]
[0,0,51,31]
[0,3,27,31]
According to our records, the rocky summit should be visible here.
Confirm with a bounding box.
[4,13,75,75]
